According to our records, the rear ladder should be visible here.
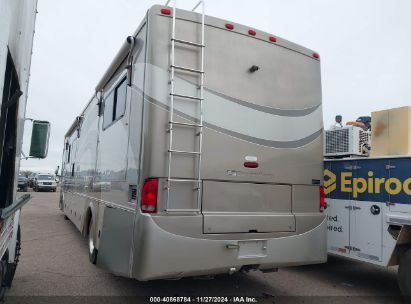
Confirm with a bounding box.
[165,0,205,213]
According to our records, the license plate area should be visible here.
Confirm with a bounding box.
[238,240,267,259]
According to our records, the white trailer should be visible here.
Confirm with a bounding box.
[0,0,50,297]
[325,156,411,295]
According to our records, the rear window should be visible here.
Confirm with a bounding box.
[38,175,53,180]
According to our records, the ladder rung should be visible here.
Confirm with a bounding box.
[167,178,201,183]
[169,149,201,155]
[169,121,203,128]
[171,65,204,74]
[165,209,201,213]
[171,93,203,101]
[172,38,204,48]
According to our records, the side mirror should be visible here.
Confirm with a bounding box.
[29,120,50,159]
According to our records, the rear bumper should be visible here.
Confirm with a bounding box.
[132,215,327,280]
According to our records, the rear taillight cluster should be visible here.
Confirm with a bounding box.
[141,179,158,213]
[319,186,325,212]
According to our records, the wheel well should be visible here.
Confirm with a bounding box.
[83,208,92,237]
[389,225,411,266]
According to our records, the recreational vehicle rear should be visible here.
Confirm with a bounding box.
[61,3,326,280]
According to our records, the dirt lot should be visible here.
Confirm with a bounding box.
[7,190,405,303]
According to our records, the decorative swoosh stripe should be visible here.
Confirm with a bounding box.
[204,122,323,148]
[204,87,321,117]
[131,86,322,149]
[133,63,323,147]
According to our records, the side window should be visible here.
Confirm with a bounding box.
[103,77,127,130]
[67,144,71,163]
[103,91,115,129]
[115,78,127,120]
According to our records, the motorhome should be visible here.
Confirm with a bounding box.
[0,0,50,297]
[61,3,326,280]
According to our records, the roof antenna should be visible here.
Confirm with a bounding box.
[335,115,343,128]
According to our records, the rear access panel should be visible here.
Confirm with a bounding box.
[202,181,295,234]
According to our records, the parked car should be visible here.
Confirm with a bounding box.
[33,174,57,192]
[17,174,28,192]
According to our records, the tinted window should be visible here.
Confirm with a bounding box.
[103,77,127,130]
[115,78,127,120]
[103,91,115,129]
[67,144,71,163]
[38,175,53,180]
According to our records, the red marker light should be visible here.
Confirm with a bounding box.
[248,29,256,36]
[161,8,171,15]
[225,23,234,30]
[244,162,259,169]
[313,52,320,59]
[319,186,325,212]
[269,36,277,43]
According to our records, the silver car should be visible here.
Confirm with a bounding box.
[34,174,57,192]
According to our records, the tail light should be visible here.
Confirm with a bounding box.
[313,52,320,59]
[319,186,325,212]
[141,178,158,213]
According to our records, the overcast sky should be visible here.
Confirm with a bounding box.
[21,0,411,172]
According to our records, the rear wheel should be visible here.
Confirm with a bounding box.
[398,248,411,296]
[0,260,7,300]
[88,216,98,265]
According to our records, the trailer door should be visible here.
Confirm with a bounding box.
[388,158,411,213]
[325,161,351,255]
[349,159,385,262]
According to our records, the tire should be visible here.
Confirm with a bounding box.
[0,260,7,300]
[398,248,411,296]
[88,216,98,265]
[23,186,28,192]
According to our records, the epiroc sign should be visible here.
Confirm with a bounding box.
[324,158,411,204]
